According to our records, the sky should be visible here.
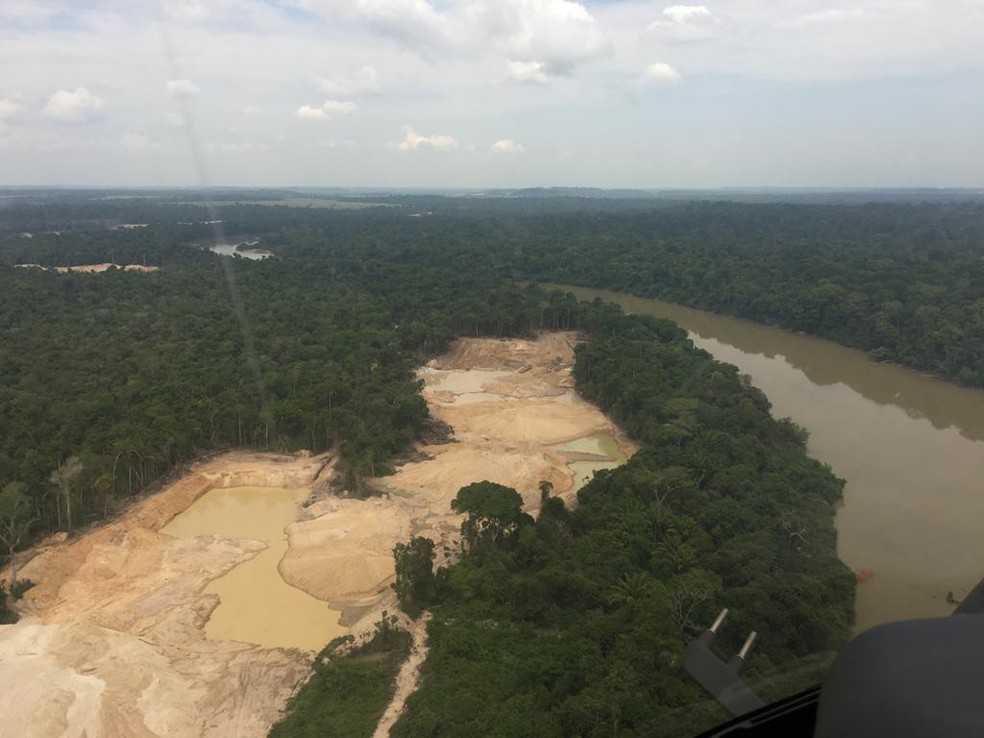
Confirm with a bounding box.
[0,0,982,189]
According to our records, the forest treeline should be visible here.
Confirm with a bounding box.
[268,614,411,738]
[512,202,984,387]
[0,228,572,543]
[0,192,966,720]
[2,193,977,584]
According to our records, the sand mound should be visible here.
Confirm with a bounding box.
[433,333,576,372]
[0,618,310,738]
[438,400,611,446]
[282,497,412,602]
[0,621,198,738]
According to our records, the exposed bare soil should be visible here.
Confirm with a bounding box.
[281,333,633,610]
[0,333,632,737]
[14,263,160,273]
[0,453,327,738]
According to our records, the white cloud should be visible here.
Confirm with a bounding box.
[0,1,58,23]
[392,127,458,151]
[296,105,328,120]
[642,62,682,84]
[318,66,381,97]
[243,105,262,115]
[507,60,549,85]
[165,79,201,98]
[43,87,105,123]
[164,112,186,128]
[121,133,162,152]
[796,9,866,26]
[160,0,287,30]
[162,0,257,23]
[649,5,719,43]
[352,0,455,49]
[495,0,610,76]
[322,100,357,115]
[162,0,212,22]
[319,139,358,150]
[663,5,714,24]
[296,99,357,120]
[2,0,982,187]
[299,0,608,77]
[204,140,269,153]
[491,138,524,154]
[0,98,25,121]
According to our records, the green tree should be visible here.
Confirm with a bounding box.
[606,572,655,608]
[49,456,82,532]
[393,536,440,617]
[0,482,36,588]
[451,481,533,551]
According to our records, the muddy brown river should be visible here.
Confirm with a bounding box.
[552,284,984,632]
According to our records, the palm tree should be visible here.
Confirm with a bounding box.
[606,572,655,607]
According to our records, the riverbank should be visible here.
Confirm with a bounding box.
[551,283,984,632]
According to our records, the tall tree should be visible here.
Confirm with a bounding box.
[0,482,37,588]
[49,456,83,532]
[451,481,533,550]
[393,536,439,617]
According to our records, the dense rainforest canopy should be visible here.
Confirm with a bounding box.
[386,302,852,737]
[1,189,980,731]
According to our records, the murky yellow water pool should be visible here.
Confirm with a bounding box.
[162,486,346,652]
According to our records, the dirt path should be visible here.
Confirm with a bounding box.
[372,612,432,738]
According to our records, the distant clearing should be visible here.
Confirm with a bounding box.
[15,263,160,273]
[204,198,390,210]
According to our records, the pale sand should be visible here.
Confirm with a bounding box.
[15,263,160,273]
[0,452,328,738]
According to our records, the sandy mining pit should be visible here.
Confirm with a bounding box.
[14,263,160,273]
[0,452,330,738]
[0,332,633,738]
[279,332,635,605]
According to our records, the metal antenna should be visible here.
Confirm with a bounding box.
[738,631,757,660]
[683,612,765,717]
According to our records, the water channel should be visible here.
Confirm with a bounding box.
[161,486,346,652]
[551,284,984,632]
[209,240,272,260]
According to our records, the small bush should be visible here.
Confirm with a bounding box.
[11,578,34,600]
